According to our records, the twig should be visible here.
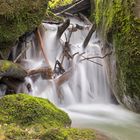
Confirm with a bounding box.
[82,59,103,66]
[72,52,79,58]
[80,51,112,62]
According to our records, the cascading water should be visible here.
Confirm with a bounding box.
[21,18,140,140]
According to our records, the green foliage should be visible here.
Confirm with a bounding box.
[48,0,73,9]
[0,0,48,46]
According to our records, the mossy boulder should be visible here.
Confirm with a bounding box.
[0,0,48,47]
[0,60,27,80]
[92,0,140,112]
[0,94,71,127]
[0,94,100,140]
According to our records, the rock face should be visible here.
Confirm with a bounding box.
[0,0,48,47]
[91,0,140,112]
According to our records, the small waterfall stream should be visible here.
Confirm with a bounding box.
[21,18,140,140]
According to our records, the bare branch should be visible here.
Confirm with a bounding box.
[81,58,103,66]
[80,51,112,62]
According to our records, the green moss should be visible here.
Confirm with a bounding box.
[48,0,73,9]
[0,125,97,140]
[0,94,71,127]
[0,60,11,73]
[67,128,96,140]
[0,0,48,46]
[0,60,27,79]
[112,0,140,102]
[39,128,96,140]
[40,128,68,140]
[93,0,140,112]
[0,94,98,139]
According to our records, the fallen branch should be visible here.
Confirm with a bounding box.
[55,0,84,16]
[57,19,70,38]
[42,20,62,25]
[82,24,96,48]
[27,67,53,79]
[55,68,73,87]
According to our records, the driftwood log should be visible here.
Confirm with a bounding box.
[27,67,53,79]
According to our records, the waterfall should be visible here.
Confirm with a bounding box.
[22,18,111,106]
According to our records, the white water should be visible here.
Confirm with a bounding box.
[22,18,140,140]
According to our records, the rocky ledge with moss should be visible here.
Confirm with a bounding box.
[91,0,140,112]
[0,0,48,46]
[0,94,109,140]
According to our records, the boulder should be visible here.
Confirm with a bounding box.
[0,94,102,140]
[0,60,27,80]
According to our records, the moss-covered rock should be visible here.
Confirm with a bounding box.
[0,94,100,140]
[0,124,98,140]
[92,0,140,112]
[0,0,48,47]
[0,60,27,80]
[0,94,71,127]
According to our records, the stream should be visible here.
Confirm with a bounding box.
[21,17,140,140]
